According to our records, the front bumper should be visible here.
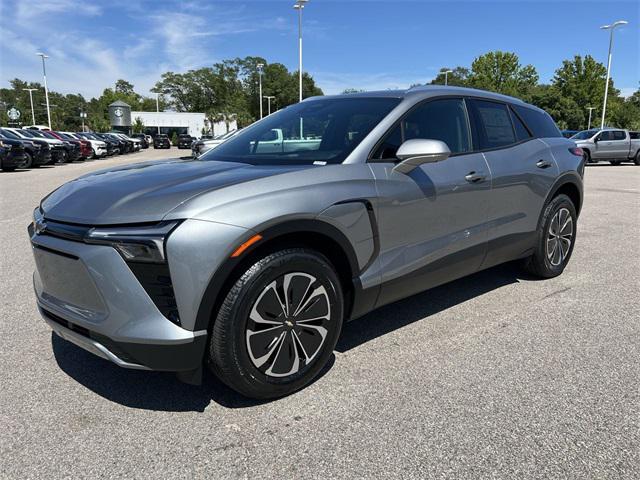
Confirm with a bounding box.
[29,224,208,371]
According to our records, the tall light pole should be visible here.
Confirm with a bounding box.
[442,69,453,86]
[293,0,308,103]
[294,0,308,138]
[22,88,37,125]
[264,96,276,115]
[257,63,265,119]
[586,107,595,130]
[600,20,628,129]
[36,53,52,129]
[154,92,161,135]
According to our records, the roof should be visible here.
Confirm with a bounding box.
[109,100,131,107]
[306,85,530,107]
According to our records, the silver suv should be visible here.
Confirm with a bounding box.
[29,86,584,399]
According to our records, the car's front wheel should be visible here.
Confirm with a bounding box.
[208,248,344,399]
[524,194,577,278]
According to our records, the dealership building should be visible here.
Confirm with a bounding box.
[108,101,236,137]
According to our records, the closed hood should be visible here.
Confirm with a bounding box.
[41,158,308,225]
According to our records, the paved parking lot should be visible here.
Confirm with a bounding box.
[1,155,638,479]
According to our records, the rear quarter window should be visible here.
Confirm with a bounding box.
[512,105,562,138]
[630,132,640,140]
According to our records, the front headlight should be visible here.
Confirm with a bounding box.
[85,221,180,263]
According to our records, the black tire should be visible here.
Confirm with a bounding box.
[208,248,344,399]
[582,150,591,164]
[610,160,622,166]
[59,151,68,163]
[19,152,32,169]
[634,151,640,166]
[524,194,577,278]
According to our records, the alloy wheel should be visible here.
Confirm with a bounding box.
[546,207,573,267]
[246,272,331,378]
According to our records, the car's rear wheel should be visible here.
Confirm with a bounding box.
[634,151,640,166]
[582,150,591,164]
[524,194,577,278]
[208,248,344,399]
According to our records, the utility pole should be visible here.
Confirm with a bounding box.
[586,107,595,130]
[294,0,308,139]
[599,20,628,129]
[22,88,38,125]
[36,53,52,129]
[257,63,265,119]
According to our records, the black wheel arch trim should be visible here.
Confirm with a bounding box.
[193,217,364,332]
[544,172,584,216]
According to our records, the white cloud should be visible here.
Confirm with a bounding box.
[314,71,432,95]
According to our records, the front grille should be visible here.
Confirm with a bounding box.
[127,262,181,325]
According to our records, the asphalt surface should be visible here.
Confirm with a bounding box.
[1,151,638,479]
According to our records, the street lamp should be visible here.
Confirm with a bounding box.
[36,53,52,129]
[257,63,265,119]
[293,0,308,103]
[600,20,628,129]
[80,111,87,132]
[293,0,309,139]
[22,88,38,125]
[442,69,453,86]
[264,96,276,115]
[586,107,595,130]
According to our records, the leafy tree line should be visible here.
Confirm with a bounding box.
[1,52,637,132]
[425,51,639,130]
[0,57,322,132]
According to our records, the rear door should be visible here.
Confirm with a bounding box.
[610,130,630,158]
[370,97,492,306]
[469,100,560,268]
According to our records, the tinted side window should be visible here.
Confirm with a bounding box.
[468,99,516,149]
[403,98,471,153]
[630,132,640,140]
[612,130,626,140]
[598,131,613,141]
[371,98,471,159]
[509,107,532,142]
[513,105,562,138]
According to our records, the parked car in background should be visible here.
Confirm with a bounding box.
[79,132,118,156]
[0,128,52,168]
[131,134,149,149]
[63,132,108,158]
[5,127,66,163]
[97,133,126,154]
[112,133,141,152]
[29,86,584,399]
[561,130,579,138]
[153,134,171,149]
[0,136,28,171]
[144,134,153,145]
[571,128,640,165]
[54,132,92,160]
[177,134,193,149]
[36,130,82,162]
[191,130,238,157]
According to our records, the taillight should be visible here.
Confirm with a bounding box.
[569,147,584,157]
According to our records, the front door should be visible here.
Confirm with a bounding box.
[369,98,492,307]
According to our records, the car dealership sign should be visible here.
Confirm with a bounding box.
[7,107,20,121]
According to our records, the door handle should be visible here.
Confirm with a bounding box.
[465,172,486,183]
[536,159,552,169]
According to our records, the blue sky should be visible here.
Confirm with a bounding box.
[1,0,638,99]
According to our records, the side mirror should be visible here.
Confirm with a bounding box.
[393,139,451,174]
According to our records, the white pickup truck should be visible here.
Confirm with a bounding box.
[571,128,640,165]
[254,128,321,154]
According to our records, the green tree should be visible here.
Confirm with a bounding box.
[468,51,538,98]
[527,84,583,130]
[551,55,617,127]
[430,67,470,87]
[132,116,145,133]
[171,131,178,145]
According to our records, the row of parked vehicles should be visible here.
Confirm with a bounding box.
[0,127,152,172]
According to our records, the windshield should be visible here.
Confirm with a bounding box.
[571,129,599,140]
[200,97,400,165]
[1,129,21,139]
